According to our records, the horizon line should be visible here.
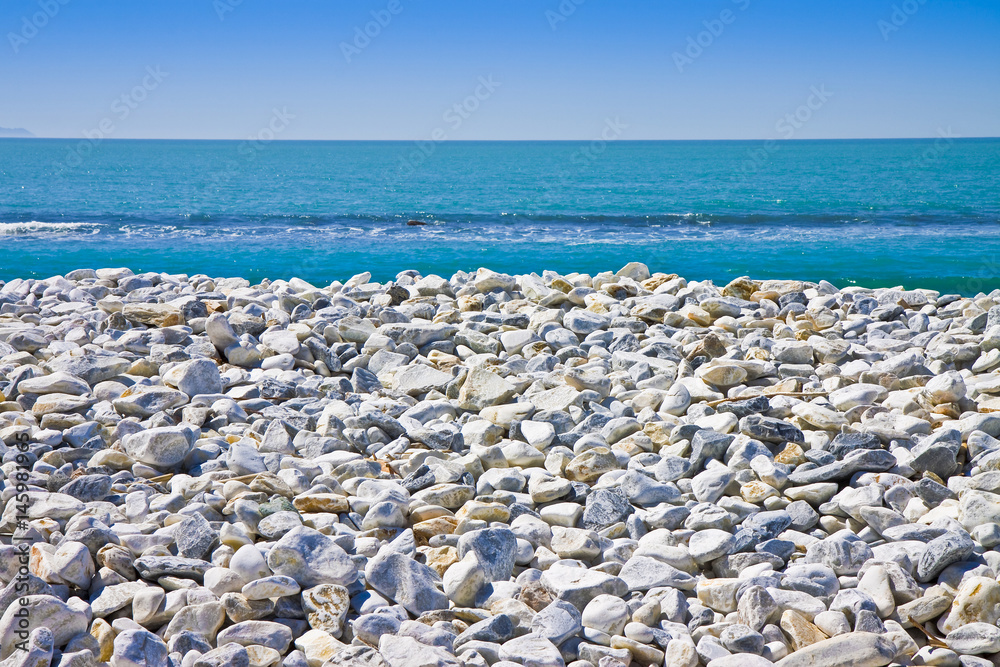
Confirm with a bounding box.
[2,136,998,142]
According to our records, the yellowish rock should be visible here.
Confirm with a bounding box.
[454,501,510,523]
[741,481,779,504]
[939,576,1000,633]
[722,277,759,301]
[294,628,346,667]
[292,494,349,514]
[775,442,807,466]
[696,364,748,387]
[420,545,459,577]
[301,584,350,636]
[29,543,62,585]
[696,578,740,613]
[611,635,665,665]
[413,516,459,545]
[122,302,184,327]
[409,505,454,523]
[565,447,619,483]
[246,645,281,667]
[792,402,848,430]
[680,304,713,326]
[643,422,673,449]
[780,609,829,650]
[90,618,115,661]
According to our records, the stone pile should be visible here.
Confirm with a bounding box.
[0,264,999,667]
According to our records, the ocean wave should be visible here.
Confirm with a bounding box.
[2,211,997,238]
[0,221,101,235]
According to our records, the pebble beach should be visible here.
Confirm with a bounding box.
[2,263,1000,667]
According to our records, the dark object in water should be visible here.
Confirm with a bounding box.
[406,219,426,226]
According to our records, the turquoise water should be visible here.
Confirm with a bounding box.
[0,138,998,294]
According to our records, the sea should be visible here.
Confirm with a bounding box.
[0,138,998,295]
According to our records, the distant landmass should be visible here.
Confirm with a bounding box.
[0,127,34,138]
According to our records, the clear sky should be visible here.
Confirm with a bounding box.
[1,0,998,140]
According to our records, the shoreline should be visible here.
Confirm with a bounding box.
[2,220,999,298]
[0,263,999,666]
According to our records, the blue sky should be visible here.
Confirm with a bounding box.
[1,0,998,140]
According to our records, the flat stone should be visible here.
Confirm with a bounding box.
[242,575,301,600]
[59,474,113,502]
[803,536,873,576]
[499,634,565,667]
[134,556,212,581]
[916,531,975,583]
[380,634,462,667]
[945,622,1000,655]
[530,599,582,645]
[454,613,515,649]
[266,526,358,588]
[162,601,226,642]
[780,609,829,651]
[122,302,184,327]
[113,384,188,417]
[721,623,765,655]
[112,629,169,667]
[689,529,736,564]
[619,556,696,592]
[787,449,897,484]
[44,352,131,385]
[17,371,90,396]
[740,415,804,444]
[692,468,735,503]
[958,490,1000,530]
[771,632,896,667]
[294,628,348,666]
[91,581,149,617]
[392,365,454,396]
[618,470,680,506]
[216,620,293,653]
[31,392,96,416]
[565,447,619,483]
[122,425,196,468]
[540,564,627,610]
[458,367,516,411]
[365,551,448,616]
[162,357,223,396]
[193,642,250,667]
[564,311,609,335]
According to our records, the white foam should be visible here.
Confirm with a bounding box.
[0,221,100,234]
